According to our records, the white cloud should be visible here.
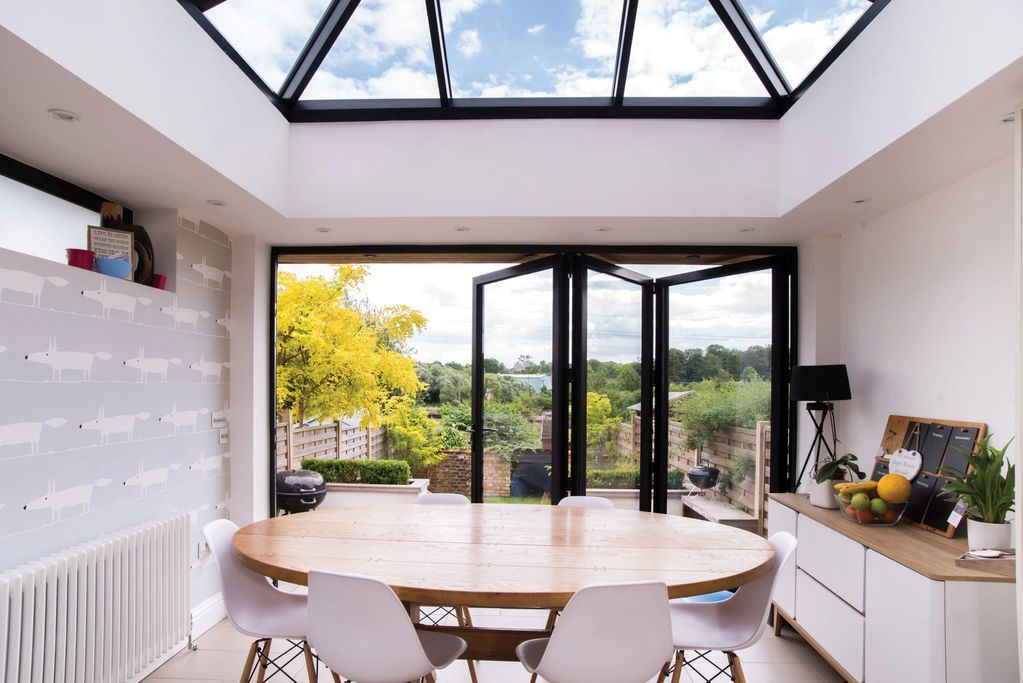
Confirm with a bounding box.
[303,65,438,99]
[756,1,869,86]
[527,24,546,35]
[280,262,771,366]
[457,29,482,58]
[205,0,330,89]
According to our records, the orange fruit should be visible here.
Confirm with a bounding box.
[877,473,912,504]
[856,509,875,524]
[845,504,858,518]
[881,509,899,523]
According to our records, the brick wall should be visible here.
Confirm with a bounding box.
[423,450,512,498]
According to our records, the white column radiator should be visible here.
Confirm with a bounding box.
[0,514,190,683]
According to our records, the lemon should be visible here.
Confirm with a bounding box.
[877,473,912,504]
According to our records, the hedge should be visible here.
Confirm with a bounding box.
[301,458,411,485]
[587,467,686,490]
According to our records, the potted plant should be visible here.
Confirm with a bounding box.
[811,453,864,509]
[941,435,1015,551]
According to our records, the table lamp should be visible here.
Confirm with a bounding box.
[790,364,851,491]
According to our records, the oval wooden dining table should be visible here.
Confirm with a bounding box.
[234,503,775,661]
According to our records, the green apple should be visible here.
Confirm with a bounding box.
[869,498,888,516]
[838,492,853,504]
[851,492,871,511]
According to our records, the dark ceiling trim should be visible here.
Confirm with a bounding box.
[191,0,227,10]
[274,244,798,257]
[0,152,126,217]
[289,97,780,122]
[280,0,362,101]
[709,0,789,99]
[783,0,891,111]
[176,0,290,116]
[611,0,640,105]
[424,0,453,105]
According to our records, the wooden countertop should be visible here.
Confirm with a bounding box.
[769,493,1014,583]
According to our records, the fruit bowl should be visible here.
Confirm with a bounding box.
[835,492,907,526]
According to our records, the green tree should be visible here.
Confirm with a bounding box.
[585,392,621,459]
[275,265,425,426]
[381,396,446,470]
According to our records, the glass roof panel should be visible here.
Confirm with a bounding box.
[625,0,769,97]
[205,0,332,92]
[739,0,872,88]
[302,0,439,100]
[438,0,623,98]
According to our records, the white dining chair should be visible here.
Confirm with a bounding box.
[414,491,477,682]
[516,581,673,683]
[662,532,798,683]
[557,495,615,510]
[308,570,467,683]
[415,492,471,505]
[202,519,317,683]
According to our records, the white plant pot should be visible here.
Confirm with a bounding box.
[808,479,839,509]
[967,519,1012,551]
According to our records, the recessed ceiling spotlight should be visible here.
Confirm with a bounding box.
[851,197,871,205]
[47,108,80,122]
[595,226,612,233]
[454,226,471,232]
[314,226,331,234]
[738,227,756,233]
[206,199,227,207]
[1001,112,1017,123]
[687,254,702,260]
[363,254,377,259]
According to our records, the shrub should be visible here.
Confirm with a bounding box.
[669,379,770,451]
[301,458,411,485]
[587,467,686,490]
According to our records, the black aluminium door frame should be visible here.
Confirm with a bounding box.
[269,244,797,516]
[653,254,797,509]
[573,256,655,510]
[471,256,569,503]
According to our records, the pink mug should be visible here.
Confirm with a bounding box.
[149,273,168,290]
[66,248,95,270]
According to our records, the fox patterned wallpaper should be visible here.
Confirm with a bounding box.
[0,214,232,608]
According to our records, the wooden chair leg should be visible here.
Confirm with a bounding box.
[424,673,436,683]
[302,640,318,683]
[254,639,271,683]
[329,672,342,683]
[543,609,558,630]
[727,652,746,683]
[239,641,259,683]
[658,660,671,681]
[670,650,685,683]
[529,674,538,683]
[461,605,474,627]
[772,605,784,637]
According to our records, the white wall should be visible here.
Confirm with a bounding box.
[290,118,779,219]
[0,1,291,214]
[780,0,1023,213]
[229,234,271,526]
[0,212,233,609]
[831,156,1016,462]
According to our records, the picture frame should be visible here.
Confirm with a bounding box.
[87,226,135,280]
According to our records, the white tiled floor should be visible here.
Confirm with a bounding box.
[145,608,844,683]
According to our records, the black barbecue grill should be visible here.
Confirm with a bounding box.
[275,469,327,514]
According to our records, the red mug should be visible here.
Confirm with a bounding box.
[66,248,95,270]
[149,273,168,290]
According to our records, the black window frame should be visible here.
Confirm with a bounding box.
[178,0,889,123]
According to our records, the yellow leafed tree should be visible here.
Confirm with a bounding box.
[276,265,427,427]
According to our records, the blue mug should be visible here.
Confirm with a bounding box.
[95,256,133,279]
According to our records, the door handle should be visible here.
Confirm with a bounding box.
[467,427,498,434]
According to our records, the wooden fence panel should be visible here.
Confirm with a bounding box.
[275,417,386,471]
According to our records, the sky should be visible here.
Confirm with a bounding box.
[206,0,872,99]
[280,262,771,367]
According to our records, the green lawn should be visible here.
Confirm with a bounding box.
[482,496,546,505]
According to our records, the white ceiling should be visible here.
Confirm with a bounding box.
[0,2,1020,248]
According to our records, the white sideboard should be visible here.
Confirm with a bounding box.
[768,494,1018,683]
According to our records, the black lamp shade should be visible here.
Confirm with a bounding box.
[790,364,851,402]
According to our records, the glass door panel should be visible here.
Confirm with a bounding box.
[471,259,562,503]
[656,260,778,516]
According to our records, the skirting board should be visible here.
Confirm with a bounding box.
[126,593,226,683]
